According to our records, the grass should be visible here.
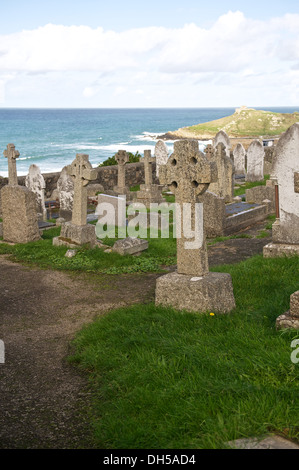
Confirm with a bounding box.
[234,175,270,197]
[180,108,299,138]
[69,255,299,449]
[0,224,177,274]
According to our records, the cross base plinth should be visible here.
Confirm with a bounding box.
[135,185,164,208]
[53,222,97,248]
[263,242,299,258]
[276,311,299,330]
[155,271,236,313]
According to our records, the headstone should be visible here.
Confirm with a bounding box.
[112,237,148,256]
[276,290,299,330]
[113,150,130,195]
[204,144,215,160]
[53,154,97,247]
[4,143,19,186]
[155,140,236,313]
[135,150,164,207]
[208,143,234,203]
[25,164,47,221]
[95,193,126,227]
[1,144,40,243]
[213,130,231,158]
[246,139,264,182]
[233,143,246,175]
[57,166,74,221]
[263,123,299,257]
[155,140,168,177]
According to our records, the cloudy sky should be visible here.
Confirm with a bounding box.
[0,0,299,107]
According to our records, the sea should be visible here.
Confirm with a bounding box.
[0,107,298,177]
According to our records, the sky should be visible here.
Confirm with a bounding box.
[0,0,299,108]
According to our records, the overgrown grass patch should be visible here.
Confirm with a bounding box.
[234,175,270,197]
[69,255,299,449]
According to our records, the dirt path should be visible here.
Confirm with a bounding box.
[0,226,271,449]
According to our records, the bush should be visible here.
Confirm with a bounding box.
[99,152,141,167]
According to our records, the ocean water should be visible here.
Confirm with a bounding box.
[0,107,297,177]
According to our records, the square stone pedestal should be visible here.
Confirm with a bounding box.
[1,185,41,243]
[155,271,236,313]
[53,222,96,248]
[263,242,299,258]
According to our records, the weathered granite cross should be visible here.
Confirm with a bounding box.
[115,150,129,191]
[295,172,299,193]
[204,144,215,159]
[143,149,155,187]
[4,143,20,186]
[159,140,217,276]
[67,154,97,226]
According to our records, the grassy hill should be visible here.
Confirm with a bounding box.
[165,106,299,139]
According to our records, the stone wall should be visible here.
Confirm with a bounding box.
[0,161,159,199]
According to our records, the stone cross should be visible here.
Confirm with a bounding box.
[115,150,129,191]
[4,143,20,186]
[67,154,97,226]
[204,144,215,159]
[143,149,155,187]
[159,140,217,276]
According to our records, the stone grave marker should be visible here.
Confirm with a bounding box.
[246,139,264,182]
[214,130,231,158]
[233,143,246,175]
[113,150,130,195]
[155,140,168,177]
[155,139,236,313]
[25,164,47,221]
[57,166,74,221]
[1,144,40,243]
[53,154,97,247]
[135,150,164,207]
[276,290,299,330]
[264,123,299,257]
[208,142,234,203]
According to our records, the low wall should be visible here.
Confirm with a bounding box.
[0,161,159,199]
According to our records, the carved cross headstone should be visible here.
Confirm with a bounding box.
[67,154,97,226]
[143,149,155,187]
[115,150,129,192]
[159,140,217,276]
[4,143,20,186]
[204,144,215,159]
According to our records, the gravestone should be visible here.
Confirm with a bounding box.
[155,140,168,177]
[1,144,40,243]
[204,144,215,160]
[264,123,299,257]
[53,154,97,247]
[155,140,236,313]
[233,143,246,175]
[135,150,164,207]
[112,237,148,256]
[57,166,74,221]
[25,164,47,221]
[276,290,299,330]
[95,193,126,227]
[246,140,264,182]
[113,150,130,195]
[214,130,231,158]
[208,143,234,203]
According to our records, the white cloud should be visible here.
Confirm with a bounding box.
[0,12,299,106]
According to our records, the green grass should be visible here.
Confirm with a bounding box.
[0,225,177,274]
[234,175,270,197]
[69,255,299,449]
[181,108,299,138]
